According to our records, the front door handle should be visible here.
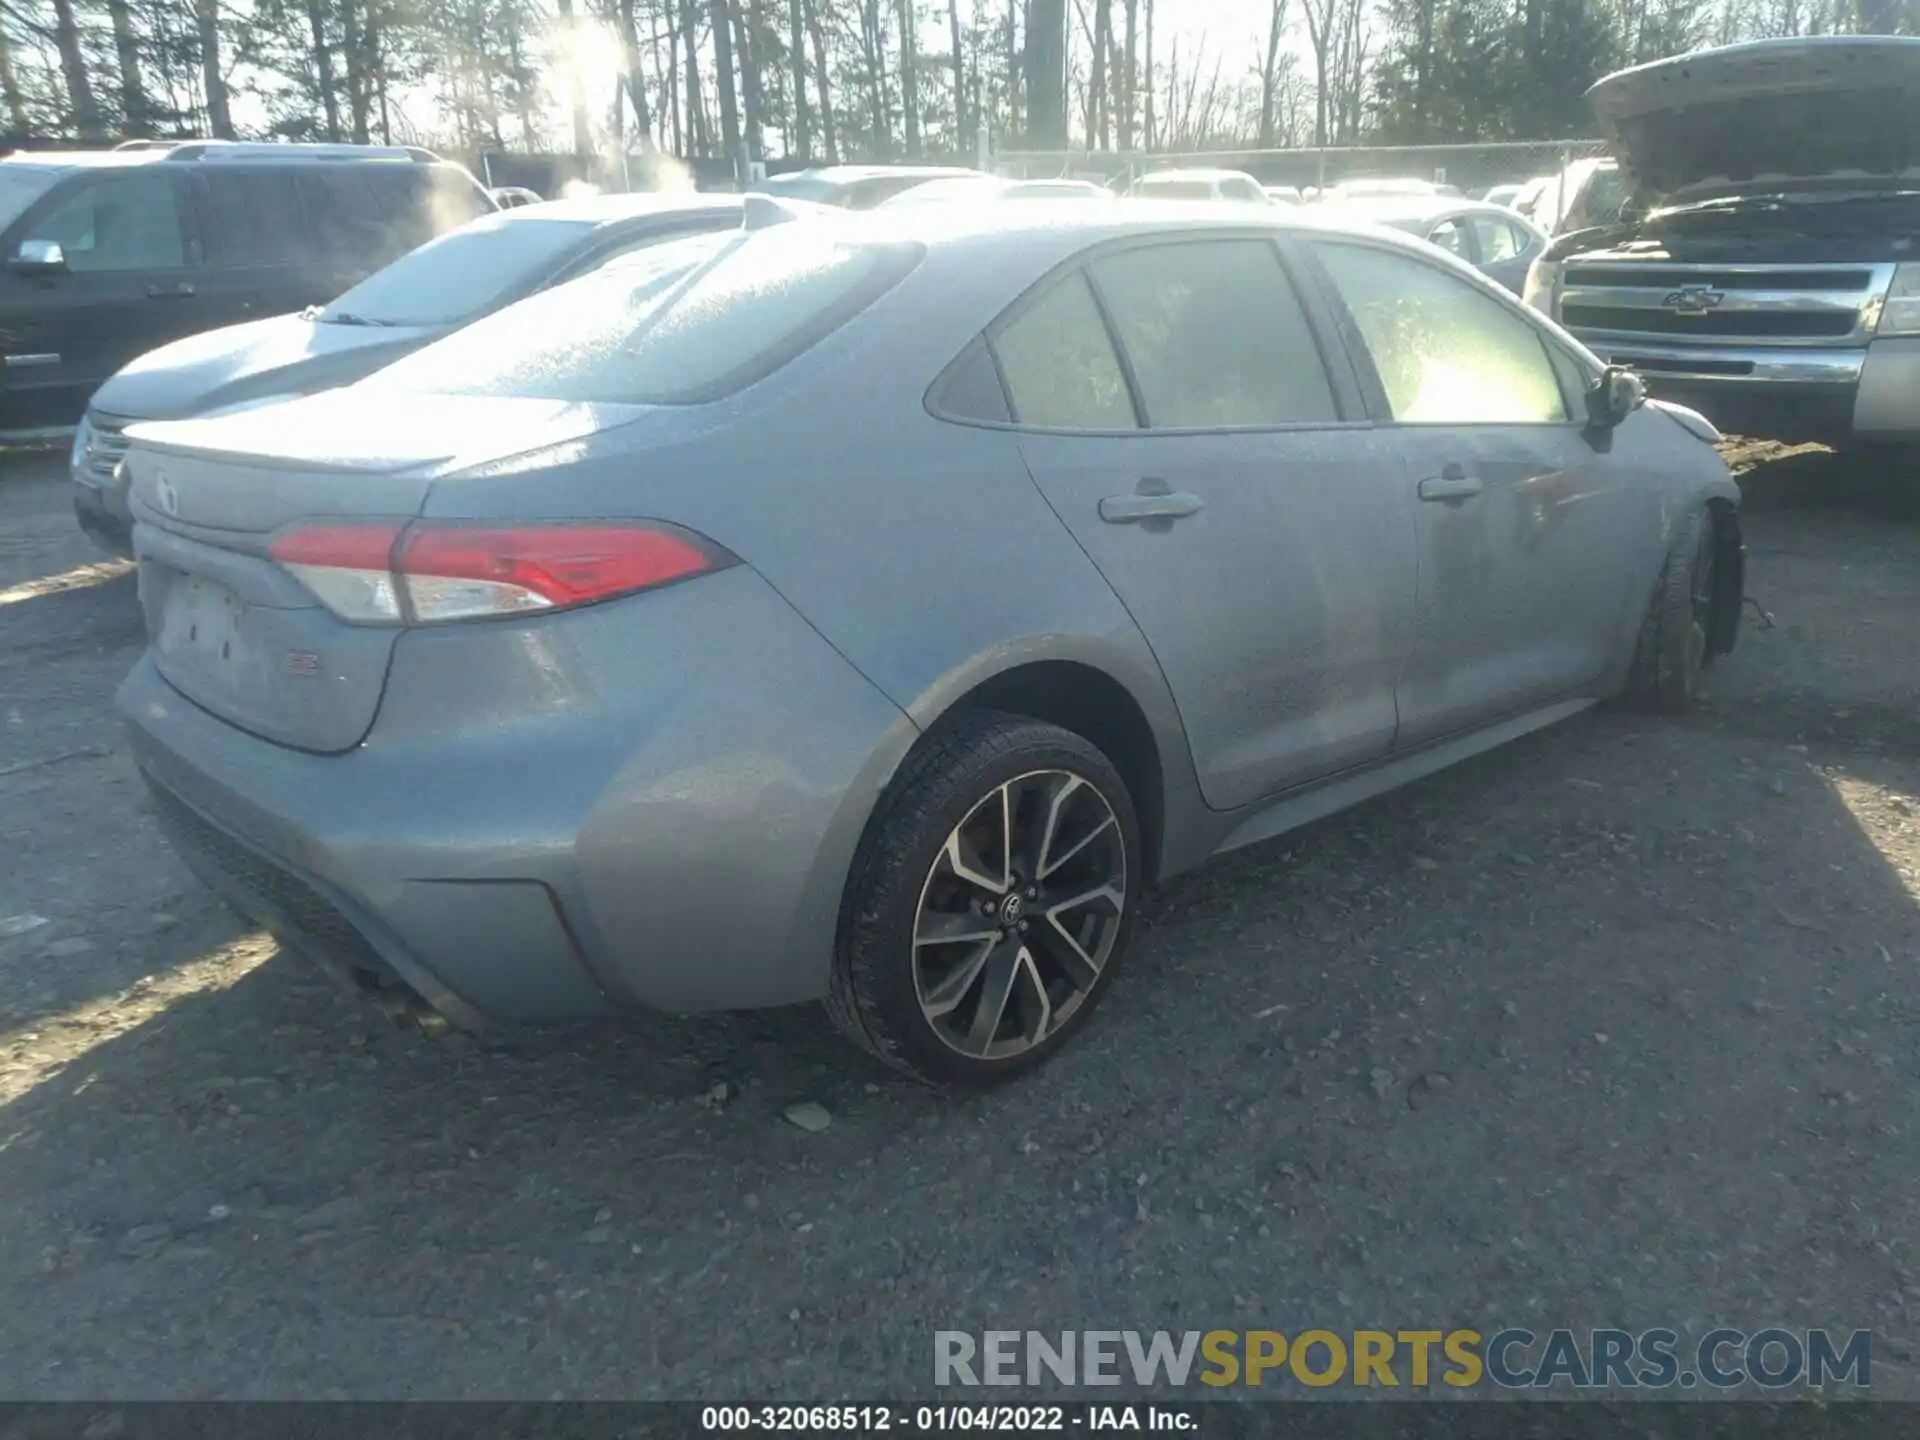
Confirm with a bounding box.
[1099,480,1205,525]
[146,282,196,299]
[1418,465,1483,502]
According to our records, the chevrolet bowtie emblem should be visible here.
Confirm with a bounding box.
[1662,285,1726,316]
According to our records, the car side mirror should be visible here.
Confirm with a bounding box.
[1586,364,1643,430]
[11,239,66,274]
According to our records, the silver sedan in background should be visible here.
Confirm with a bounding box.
[1309,194,1550,292]
[72,193,749,556]
[117,199,1742,1086]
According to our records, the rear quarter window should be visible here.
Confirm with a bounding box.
[201,170,306,267]
[368,230,920,406]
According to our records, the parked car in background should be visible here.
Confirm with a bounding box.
[488,185,544,209]
[751,164,984,209]
[72,193,749,556]
[1517,156,1627,233]
[117,198,1741,1087]
[1264,184,1304,205]
[1481,182,1524,209]
[1528,36,1920,450]
[1126,168,1269,202]
[1325,177,1460,201]
[0,141,493,438]
[1311,195,1549,293]
[879,175,1114,206]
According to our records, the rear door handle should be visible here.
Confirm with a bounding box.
[146,282,195,299]
[1417,465,1483,502]
[1099,485,1205,524]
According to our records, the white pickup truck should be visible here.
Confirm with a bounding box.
[1524,36,1920,451]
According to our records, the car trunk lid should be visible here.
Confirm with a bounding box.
[1587,37,1920,206]
[124,390,613,753]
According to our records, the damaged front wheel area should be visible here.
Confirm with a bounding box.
[1629,503,1743,716]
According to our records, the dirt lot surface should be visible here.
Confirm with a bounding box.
[1,442,1918,1401]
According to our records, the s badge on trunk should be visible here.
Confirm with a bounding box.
[155,471,180,517]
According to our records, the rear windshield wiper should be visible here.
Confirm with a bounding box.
[320,311,396,327]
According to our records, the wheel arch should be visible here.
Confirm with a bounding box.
[940,660,1170,881]
[874,643,1196,886]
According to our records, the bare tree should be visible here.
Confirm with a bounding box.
[104,0,152,134]
[0,23,27,133]
[196,0,233,136]
[49,0,104,135]
[897,0,920,152]
[789,0,810,155]
[709,0,743,169]
[1301,0,1333,144]
[947,0,966,146]
[806,0,836,158]
[1025,0,1066,145]
[1257,0,1284,144]
[556,0,594,154]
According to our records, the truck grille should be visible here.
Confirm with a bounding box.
[80,411,132,484]
[1557,262,1888,348]
[1559,305,1859,339]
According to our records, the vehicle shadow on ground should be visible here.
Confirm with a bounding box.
[2,688,1916,1397]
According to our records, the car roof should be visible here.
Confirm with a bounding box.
[804,196,1462,266]
[1135,168,1258,184]
[502,191,745,225]
[779,164,980,184]
[0,144,457,174]
[1,149,165,172]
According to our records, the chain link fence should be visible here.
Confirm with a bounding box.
[991,137,1609,216]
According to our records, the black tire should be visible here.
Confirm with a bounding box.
[1627,505,1717,715]
[826,709,1143,1086]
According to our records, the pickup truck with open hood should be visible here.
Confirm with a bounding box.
[1522,36,1920,448]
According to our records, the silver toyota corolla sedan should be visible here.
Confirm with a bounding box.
[116,200,1744,1086]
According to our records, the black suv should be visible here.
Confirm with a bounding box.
[0,140,494,436]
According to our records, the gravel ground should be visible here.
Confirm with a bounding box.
[1,443,1917,1401]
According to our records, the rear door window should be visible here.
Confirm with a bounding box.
[1087,239,1338,428]
[201,170,306,267]
[298,167,426,267]
[989,271,1136,430]
[30,174,186,271]
[1312,239,1568,424]
[1425,216,1474,261]
[1468,213,1521,263]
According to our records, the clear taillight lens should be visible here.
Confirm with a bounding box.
[1876,264,1920,337]
[268,521,733,625]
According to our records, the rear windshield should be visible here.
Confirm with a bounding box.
[367,228,920,405]
[1137,180,1216,200]
[753,173,843,204]
[322,213,600,327]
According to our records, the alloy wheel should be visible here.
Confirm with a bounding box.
[911,769,1128,1061]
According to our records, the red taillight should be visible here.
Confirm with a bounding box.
[268,521,732,625]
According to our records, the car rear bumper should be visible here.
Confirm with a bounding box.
[117,565,918,1024]
[1565,337,1920,444]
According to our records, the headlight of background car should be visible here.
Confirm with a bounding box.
[1876,264,1920,336]
[1522,258,1559,316]
[69,411,92,474]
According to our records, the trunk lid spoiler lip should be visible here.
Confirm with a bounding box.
[121,393,651,479]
